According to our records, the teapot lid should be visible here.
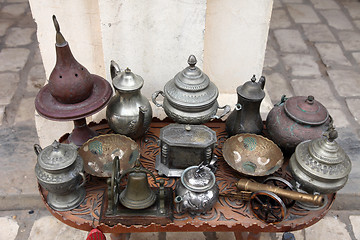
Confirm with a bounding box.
[284,95,329,125]
[237,75,265,101]
[37,141,78,171]
[181,165,216,193]
[112,68,144,92]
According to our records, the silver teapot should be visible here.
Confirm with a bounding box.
[106,61,152,139]
[175,164,219,215]
[34,141,86,211]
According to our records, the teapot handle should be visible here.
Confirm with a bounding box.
[78,172,86,188]
[34,144,42,156]
[211,105,231,120]
[110,60,121,80]
[152,90,165,108]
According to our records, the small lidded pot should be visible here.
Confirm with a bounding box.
[34,141,86,211]
[175,165,219,215]
[152,55,230,124]
[266,95,331,152]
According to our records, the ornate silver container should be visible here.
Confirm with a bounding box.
[175,165,219,215]
[34,141,86,211]
[155,124,217,177]
[106,61,152,139]
[289,127,351,194]
[152,55,230,124]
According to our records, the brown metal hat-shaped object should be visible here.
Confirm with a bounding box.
[49,15,94,104]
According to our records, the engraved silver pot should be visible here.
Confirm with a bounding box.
[34,141,86,211]
[152,55,230,124]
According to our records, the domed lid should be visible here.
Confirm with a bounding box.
[284,95,329,125]
[181,165,216,192]
[112,68,144,92]
[237,75,265,101]
[37,141,78,171]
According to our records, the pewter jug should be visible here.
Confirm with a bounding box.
[106,61,152,139]
[226,75,265,136]
[34,141,86,211]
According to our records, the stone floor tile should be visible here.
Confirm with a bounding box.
[33,48,44,64]
[15,97,36,124]
[304,215,351,240]
[166,232,206,240]
[338,31,360,51]
[327,70,360,97]
[328,108,351,128]
[282,54,321,77]
[302,24,336,42]
[273,0,282,9]
[0,105,4,126]
[0,72,20,105]
[7,0,28,2]
[352,52,360,65]
[320,10,353,30]
[0,48,30,72]
[291,78,342,109]
[274,29,308,53]
[0,216,19,240]
[275,230,304,240]
[270,9,291,29]
[354,20,360,30]
[264,46,279,69]
[287,4,321,23]
[1,3,28,17]
[26,64,46,92]
[129,232,159,240]
[282,0,303,3]
[264,72,293,104]
[0,20,13,37]
[310,0,340,9]
[342,2,360,19]
[216,232,235,240]
[346,98,360,124]
[350,215,360,239]
[315,43,351,67]
[5,27,35,47]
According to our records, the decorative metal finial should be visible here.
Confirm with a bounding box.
[188,55,197,68]
[306,95,315,104]
[251,75,256,82]
[52,15,66,46]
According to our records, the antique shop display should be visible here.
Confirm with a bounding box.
[266,95,331,152]
[155,124,217,177]
[175,165,219,215]
[289,126,352,194]
[222,134,284,176]
[34,141,86,211]
[106,61,152,139]
[226,75,266,136]
[78,134,139,178]
[152,55,230,124]
[35,16,112,146]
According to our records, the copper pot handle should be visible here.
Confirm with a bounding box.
[211,105,231,120]
[78,172,86,188]
[152,90,164,108]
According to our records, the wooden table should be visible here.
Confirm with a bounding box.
[39,119,335,240]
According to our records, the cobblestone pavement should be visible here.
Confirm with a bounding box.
[0,0,359,239]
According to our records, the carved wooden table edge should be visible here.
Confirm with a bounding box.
[39,118,335,235]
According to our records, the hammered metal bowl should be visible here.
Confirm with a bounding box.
[222,134,284,176]
[78,134,139,177]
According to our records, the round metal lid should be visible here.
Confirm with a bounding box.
[237,75,265,101]
[112,68,144,92]
[284,96,329,125]
[37,141,78,171]
[181,166,216,193]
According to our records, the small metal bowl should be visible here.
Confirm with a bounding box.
[78,134,139,177]
[222,134,284,176]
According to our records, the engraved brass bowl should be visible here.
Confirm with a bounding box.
[78,134,139,177]
[222,134,284,176]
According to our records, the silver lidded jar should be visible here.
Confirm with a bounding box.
[34,141,86,211]
[175,165,219,215]
[106,61,152,139]
[152,55,230,124]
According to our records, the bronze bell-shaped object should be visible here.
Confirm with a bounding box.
[119,161,157,210]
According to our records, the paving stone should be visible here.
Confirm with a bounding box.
[343,2,360,19]
[302,24,336,42]
[274,29,308,53]
[166,232,206,240]
[273,0,282,9]
[264,45,279,69]
[216,232,235,240]
[327,70,360,97]
[264,72,293,104]
[350,215,360,239]
[310,0,340,9]
[315,43,351,67]
[15,97,36,124]
[287,4,321,23]
[275,230,304,240]
[0,72,20,105]
[282,0,303,3]
[129,232,159,240]
[0,48,30,72]
[1,3,27,17]
[7,0,29,2]
[0,216,19,240]
[0,105,5,126]
[304,215,351,239]
[33,47,43,64]
[282,54,321,77]
[328,108,351,128]
[5,27,35,47]
[28,215,88,240]
[291,78,342,109]
[354,20,360,30]
[27,64,46,92]
[270,9,291,29]
[0,20,13,37]
[346,98,360,124]
[352,52,360,65]
[320,10,353,30]
[338,31,360,51]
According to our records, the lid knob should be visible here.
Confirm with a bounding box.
[251,75,256,82]
[52,15,66,46]
[125,68,131,73]
[51,140,60,150]
[306,95,315,105]
[187,55,197,68]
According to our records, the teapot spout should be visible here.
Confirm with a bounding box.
[259,76,266,90]
[34,144,43,156]
[175,196,184,213]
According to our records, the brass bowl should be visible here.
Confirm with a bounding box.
[222,134,284,176]
[78,134,139,177]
